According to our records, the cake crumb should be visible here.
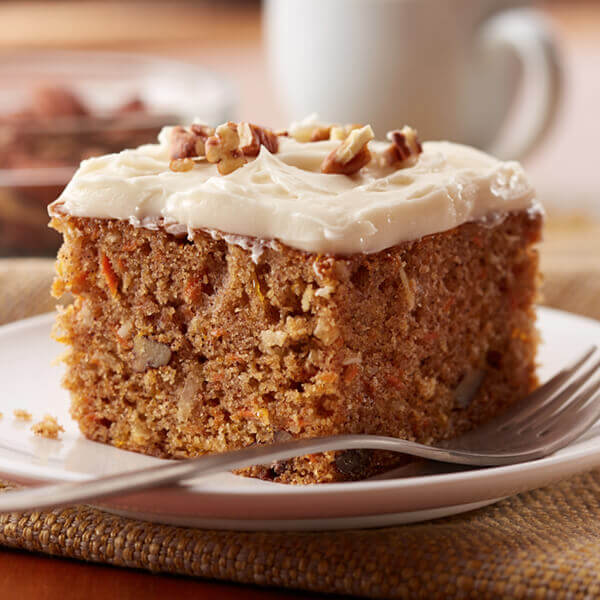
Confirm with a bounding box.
[13,409,32,421]
[31,414,65,440]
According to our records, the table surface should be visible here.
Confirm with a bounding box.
[0,1,598,598]
[0,548,328,599]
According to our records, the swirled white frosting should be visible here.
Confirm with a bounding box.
[50,125,539,255]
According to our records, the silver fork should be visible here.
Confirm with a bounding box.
[0,346,599,513]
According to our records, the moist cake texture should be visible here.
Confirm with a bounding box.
[49,118,543,484]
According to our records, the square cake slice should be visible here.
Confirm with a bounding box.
[49,118,542,484]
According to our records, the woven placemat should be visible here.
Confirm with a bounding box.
[1,223,600,599]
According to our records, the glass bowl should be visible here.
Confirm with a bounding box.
[0,50,235,256]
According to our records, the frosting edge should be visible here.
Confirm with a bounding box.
[49,131,540,255]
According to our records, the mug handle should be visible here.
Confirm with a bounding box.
[478,8,563,160]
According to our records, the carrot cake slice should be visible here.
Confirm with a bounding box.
[49,117,543,484]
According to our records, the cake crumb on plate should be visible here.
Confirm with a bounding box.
[13,409,32,421]
[31,414,65,440]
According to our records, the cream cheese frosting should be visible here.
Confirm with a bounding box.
[49,125,540,255]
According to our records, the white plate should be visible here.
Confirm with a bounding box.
[0,307,599,531]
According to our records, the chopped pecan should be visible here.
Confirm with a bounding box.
[205,122,246,175]
[190,123,215,138]
[454,369,485,408]
[169,158,195,172]
[289,119,329,143]
[309,126,332,142]
[273,430,293,444]
[132,336,172,372]
[321,125,374,175]
[290,126,316,143]
[169,124,214,160]
[237,122,279,156]
[117,97,146,114]
[383,126,422,168]
[290,121,361,143]
[330,123,362,141]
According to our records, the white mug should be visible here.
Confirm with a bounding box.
[264,0,562,159]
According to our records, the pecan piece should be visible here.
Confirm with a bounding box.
[169,124,214,160]
[31,85,88,118]
[383,125,422,168]
[169,158,195,172]
[309,126,331,142]
[132,336,172,372]
[289,118,331,143]
[454,369,485,408]
[237,122,279,157]
[321,125,374,175]
[273,429,293,444]
[205,122,246,175]
[117,97,146,114]
[190,123,215,138]
[290,121,361,143]
[330,123,362,141]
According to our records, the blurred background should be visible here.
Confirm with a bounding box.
[0,0,597,257]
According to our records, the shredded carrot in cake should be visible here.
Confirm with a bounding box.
[343,363,360,383]
[386,374,404,390]
[100,253,119,297]
[251,269,265,302]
